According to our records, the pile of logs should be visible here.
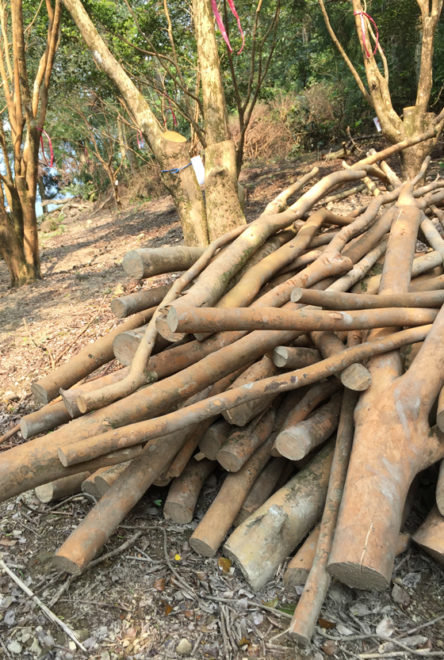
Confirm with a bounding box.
[2,133,444,643]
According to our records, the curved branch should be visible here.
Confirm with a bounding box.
[318,0,371,105]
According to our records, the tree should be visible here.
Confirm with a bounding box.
[318,0,444,177]
[61,0,279,245]
[0,0,61,286]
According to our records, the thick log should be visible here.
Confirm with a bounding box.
[199,419,233,460]
[189,437,274,557]
[112,326,168,366]
[272,346,321,369]
[412,507,444,567]
[274,392,341,461]
[21,400,73,440]
[223,442,334,591]
[51,382,223,574]
[52,431,191,574]
[60,367,129,419]
[273,381,338,456]
[283,525,320,589]
[31,307,154,405]
[154,369,243,482]
[410,274,444,292]
[166,305,437,335]
[310,331,371,392]
[223,356,279,427]
[111,284,171,318]
[58,324,434,467]
[328,219,444,591]
[122,246,205,279]
[292,287,444,310]
[35,472,91,504]
[81,470,104,498]
[234,458,288,526]
[163,459,216,523]
[217,408,275,472]
[92,462,131,498]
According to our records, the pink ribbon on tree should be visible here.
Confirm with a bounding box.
[211,0,245,54]
[40,129,54,167]
[354,11,379,58]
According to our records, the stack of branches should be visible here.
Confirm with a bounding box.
[2,129,444,644]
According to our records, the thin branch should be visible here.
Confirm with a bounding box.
[318,0,371,105]
[0,559,87,652]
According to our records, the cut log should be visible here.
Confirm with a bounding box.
[272,346,321,369]
[234,458,288,526]
[21,400,73,440]
[273,380,339,457]
[81,470,105,499]
[163,459,216,523]
[291,287,444,309]
[310,331,371,392]
[35,472,91,504]
[217,408,275,472]
[274,392,341,461]
[165,304,437,335]
[31,306,154,405]
[122,246,205,279]
[223,356,279,427]
[223,442,334,591]
[412,507,444,568]
[92,462,131,497]
[60,367,129,419]
[112,326,169,366]
[58,324,434,468]
[51,382,223,574]
[111,284,171,318]
[328,194,444,591]
[283,525,320,589]
[199,419,233,461]
[189,437,274,557]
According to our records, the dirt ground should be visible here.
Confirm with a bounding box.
[0,160,443,659]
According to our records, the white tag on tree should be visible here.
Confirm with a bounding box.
[191,155,205,186]
[373,117,382,132]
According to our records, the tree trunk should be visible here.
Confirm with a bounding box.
[192,0,246,239]
[401,108,436,179]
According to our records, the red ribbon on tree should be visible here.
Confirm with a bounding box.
[354,11,379,59]
[40,129,54,167]
[211,0,245,54]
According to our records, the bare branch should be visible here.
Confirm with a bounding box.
[318,0,371,105]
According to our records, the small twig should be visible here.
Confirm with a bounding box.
[401,614,444,637]
[162,529,198,601]
[0,424,20,444]
[53,313,99,365]
[58,597,133,613]
[0,559,87,652]
[320,631,444,657]
[88,531,143,569]
[23,317,56,371]
[0,634,12,659]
